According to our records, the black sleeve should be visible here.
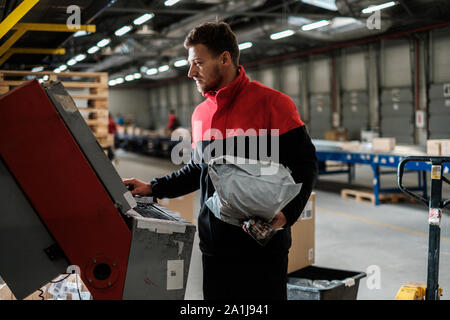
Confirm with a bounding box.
[279,125,318,227]
[150,157,202,199]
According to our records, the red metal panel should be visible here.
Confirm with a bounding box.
[0,80,131,300]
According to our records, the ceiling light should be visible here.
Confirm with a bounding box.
[115,77,124,84]
[270,29,295,40]
[31,66,44,72]
[158,65,169,72]
[301,0,338,11]
[133,73,142,79]
[164,0,181,6]
[54,68,61,73]
[362,1,396,14]
[87,46,100,54]
[238,42,253,50]
[301,20,330,31]
[174,59,188,67]
[58,64,68,71]
[146,68,158,75]
[97,38,111,48]
[125,75,134,81]
[108,80,117,86]
[73,30,88,37]
[67,59,77,66]
[74,54,86,62]
[43,75,49,81]
[115,25,132,37]
[133,13,154,25]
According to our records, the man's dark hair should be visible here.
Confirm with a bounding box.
[184,21,240,67]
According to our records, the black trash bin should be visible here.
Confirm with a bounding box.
[287,265,366,300]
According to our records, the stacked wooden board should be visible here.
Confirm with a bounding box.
[0,70,111,148]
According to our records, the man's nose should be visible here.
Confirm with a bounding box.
[188,65,196,78]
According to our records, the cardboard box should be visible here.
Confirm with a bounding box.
[442,140,450,156]
[159,191,198,225]
[361,130,379,142]
[372,138,396,153]
[288,192,315,273]
[427,139,450,156]
[341,141,361,151]
[427,140,442,156]
[325,129,348,141]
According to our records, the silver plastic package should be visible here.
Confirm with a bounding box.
[205,155,302,227]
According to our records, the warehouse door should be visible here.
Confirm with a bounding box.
[309,57,331,139]
[380,87,414,143]
[429,83,450,138]
[342,91,370,140]
[341,51,369,140]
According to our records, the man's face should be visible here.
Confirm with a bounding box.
[187,44,224,94]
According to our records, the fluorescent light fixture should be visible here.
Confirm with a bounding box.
[362,1,396,14]
[238,42,253,50]
[301,0,338,11]
[67,59,77,66]
[270,29,295,40]
[115,25,132,37]
[174,59,188,67]
[73,30,88,37]
[54,68,61,73]
[133,13,154,25]
[43,75,49,81]
[140,66,148,73]
[164,0,180,6]
[97,38,111,48]
[115,77,124,84]
[74,54,86,62]
[158,65,169,72]
[59,64,68,71]
[125,75,134,81]
[146,68,158,75]
[108,80,117,86]
[301,20,330,31]
[31,66,44,72]
[133,73,142,79]
[87,46,100,54]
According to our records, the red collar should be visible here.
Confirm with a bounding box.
[203,65,249,108]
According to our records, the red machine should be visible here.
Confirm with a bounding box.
[0,80,195,300]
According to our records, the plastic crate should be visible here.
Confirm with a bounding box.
[287,265,366,300]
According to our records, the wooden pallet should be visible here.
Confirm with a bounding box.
[0,70,110,147]
[341,188,412,205]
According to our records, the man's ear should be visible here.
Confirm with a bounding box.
[220,51,232,65]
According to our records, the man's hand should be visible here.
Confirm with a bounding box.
[123,178,152,196]
[270,211,286,230]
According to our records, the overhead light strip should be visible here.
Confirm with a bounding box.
[301,20,330,31]
[270,29,295,40]
[362,1,397,14]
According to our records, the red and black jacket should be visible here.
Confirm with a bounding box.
[150,66,318,258]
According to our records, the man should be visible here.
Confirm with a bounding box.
[124,22,318,300]
[166,109,180,136]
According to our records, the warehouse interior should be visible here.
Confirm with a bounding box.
[0,0,450,302]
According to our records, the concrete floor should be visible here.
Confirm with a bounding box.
[114,150,450,300]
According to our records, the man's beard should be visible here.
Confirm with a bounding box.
[197,65,222,94]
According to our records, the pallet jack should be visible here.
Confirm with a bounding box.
[395,156,450,300]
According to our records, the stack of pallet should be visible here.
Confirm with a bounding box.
[0,70,111,148]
